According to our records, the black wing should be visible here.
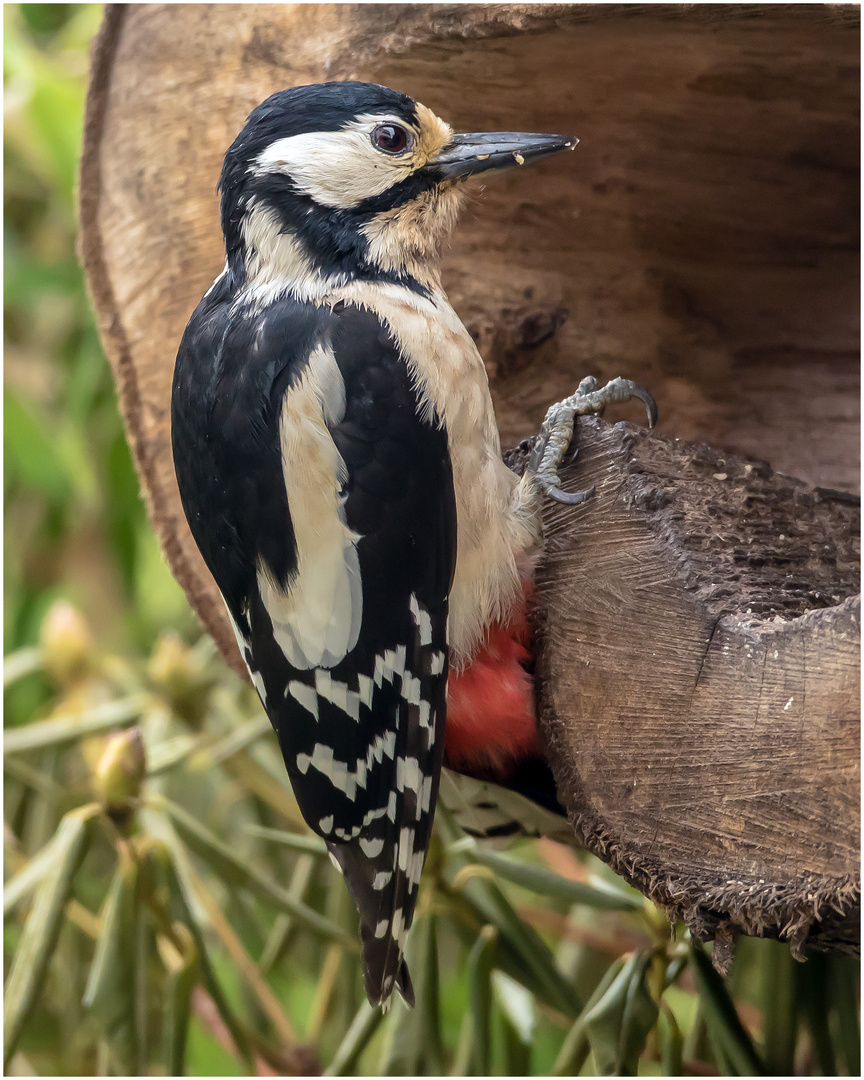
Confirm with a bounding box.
[172,291,456,1005]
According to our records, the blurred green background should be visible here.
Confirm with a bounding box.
[3,5,859,1077]
[4,2,195,715]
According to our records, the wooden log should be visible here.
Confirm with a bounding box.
[79,4,860,954]
[514,421,860,957]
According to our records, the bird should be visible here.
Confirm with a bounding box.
[171,81,655,1008]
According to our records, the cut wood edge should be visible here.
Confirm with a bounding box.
[79,3,245,676]
[532,421,860,956]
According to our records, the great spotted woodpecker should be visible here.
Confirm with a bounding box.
[172,82,655,1008]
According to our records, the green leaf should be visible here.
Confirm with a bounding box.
[158,924,198,1077]
[259,855,318,975]
[500,1009,532,1075]
[495,971,536,1075]
[4,694,149,753]
[467,926,497,1077]
[448,868,583,1018]
[324,1001,385,1077]
[799,951,836,1076]
[658,1003,684,1076]
[203,714,272,765]
[832,954,860,1077]
[377,909,444,1076]
[3,389,72,502]
[158,833,254,1071]
[4,828,65,914]
[440,808,583,1018]
[83,851,139,1075]
[581,949,658,1075]
[493,969,536,1045]
[244,824,328,857]
[690,942,764,1075]
[3,805,95,1064]
[466,845,643,911]
[146,734,199,776]
[760,941,797,1075]
[3,646,44,687]
[450,1013,473,1077]
[154,796,354,947]
[552,957,625,1076]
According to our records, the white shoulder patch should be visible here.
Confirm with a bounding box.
[260,343,362,670]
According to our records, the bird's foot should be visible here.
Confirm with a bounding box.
[527,376,657,504]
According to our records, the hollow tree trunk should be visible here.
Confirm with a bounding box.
[79,3,860,957]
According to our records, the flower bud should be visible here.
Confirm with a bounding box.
[147,633,209,724]
[40,600,94,685]
[93,727,146,812]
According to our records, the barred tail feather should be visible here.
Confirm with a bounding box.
[328,841,417,1007]
[360,919,414,1008]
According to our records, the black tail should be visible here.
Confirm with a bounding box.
[328,841,418,1008]
[359,918,415,1007]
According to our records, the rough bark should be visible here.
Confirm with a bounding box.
[79,4,860,955]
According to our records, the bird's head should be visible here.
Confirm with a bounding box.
[219,82,576,295]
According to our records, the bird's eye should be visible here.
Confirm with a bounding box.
[371,124,411,155]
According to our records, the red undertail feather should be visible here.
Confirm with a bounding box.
[444,582,541,775]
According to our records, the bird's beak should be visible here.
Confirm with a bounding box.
[426,131,578,179]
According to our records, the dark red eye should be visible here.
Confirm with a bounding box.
[371,123,410,154]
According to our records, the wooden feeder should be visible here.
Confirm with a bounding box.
[80,4,859,959]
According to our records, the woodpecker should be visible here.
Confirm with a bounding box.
[172,82,655,1008]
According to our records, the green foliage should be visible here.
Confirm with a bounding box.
[5,615,860,1075]
[3,5,859,1075]
[4,2,194,704]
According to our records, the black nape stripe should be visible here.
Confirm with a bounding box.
[235,176,433,298]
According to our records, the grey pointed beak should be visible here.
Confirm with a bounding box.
[427,131,578,179]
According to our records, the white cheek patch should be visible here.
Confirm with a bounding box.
[253,120,414,210]
[260,343,362,669]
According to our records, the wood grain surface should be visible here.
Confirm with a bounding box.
[526,420,859,955]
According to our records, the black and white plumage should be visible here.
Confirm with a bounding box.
[171,82,577,1005]
[174,296,454,1003]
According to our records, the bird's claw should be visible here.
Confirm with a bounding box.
[546,483,595,505]
[528,375,657,504]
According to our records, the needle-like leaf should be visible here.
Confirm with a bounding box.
[3,646,43,687]
[3,805,96,1065]
[4,695,148,754]
[467,925,498,1077]
[377,907,444,1076]
[245,823,328,857]
[552,956,626,1076]
[4,830,65,914]
[83,849,139,1075]
[465,845,643,911]
[158,923,197,1076]
[658,1002,684,1076]
[690,942,764,1075]
[760,941,797,1075]
[324,1001,384,1077]
[153,795,355,946]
